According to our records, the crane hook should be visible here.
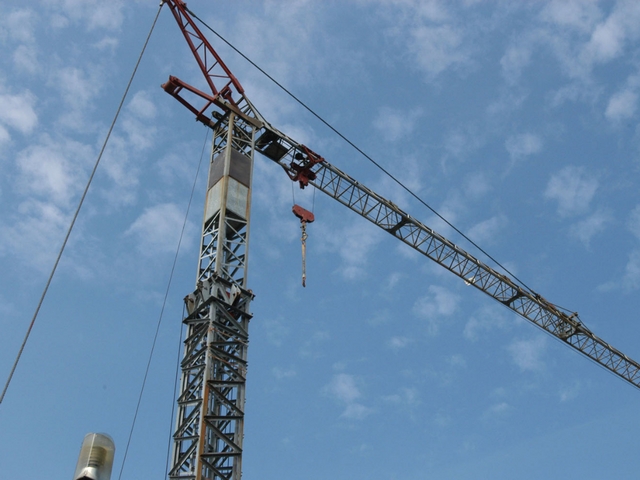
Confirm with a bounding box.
[292,205,315,287]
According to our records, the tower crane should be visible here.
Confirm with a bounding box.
[161,2,640,479]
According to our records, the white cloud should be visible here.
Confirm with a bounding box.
[264,318,290,347]
[408,23,467,79]
[373,107,422,142]
[372,0,469,80]
[463,305,509,342]
[621,249,640,291]
[94,136,138,207]
[12,44,38,74]
[605,89,637,122]
[0,199,70,269]
[222,0,324,91]
[443,126,485,163]
[387,336,412,349]
[299,330,330,358]
[15,136,91,206]
[505,133,543,161]
[321,220,382,280]
[627,205,640,239]
[125,203,191,255]
[482,401,513,420]
[0,8,36,43]
[559,381,581,402]
[467,214,507,245]
[600,247,640,292]
[324,373,361,403]
[501,42,532,85]
[323,373,374,420]
[540,1,602,34]
[544,166,598,217]
[0,125,11,147]
[127,91,157,120]
[583,10,626,64]
[93,36,118,51]
[507,336,546,372]
[45,0,125,31]
[413,285,460,335]
[272,366,296,380]
[341,403,374,420]
[0,89,38,134]
[463,172,491,199]
[382,387,419,407]
[52,66,101,112]
[568,209,611,246]
[524,2,640,97]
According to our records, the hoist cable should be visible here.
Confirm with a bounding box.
[0,3,163,407]
[186,8,539,299]
[118,121,209,480]
[164,128,209,479]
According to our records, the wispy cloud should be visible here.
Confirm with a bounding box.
[387,336,412,350]
[605,88,638,122]
[272,366,296,380]
[44,0,125,31]
[323,373,374,420]
[371,0,471,80]
[263,317,290,347]
[544,166,598,217]
[320,220,383,281]
[382,387,419,407]
[505,133,543,161]
[466,214,507,245]
[568,209,611,246]
[125,203,193,255]
[482,401,513,421]
[627,205,640,239]
[412,285,461,335]
[0,8,36,43]
[559,380,581,402]
[0,198,71,270]
[15,135,91,206]
[0,87,38,137]
[507,336,547,372]
[618,249,640,291]
[463,304,509,342]
[373,106,422,142]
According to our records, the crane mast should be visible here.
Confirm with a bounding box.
[162,2,640,479]
[169,110,256,480]
[162,2,263,479]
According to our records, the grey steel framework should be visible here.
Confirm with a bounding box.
[255,125,640,389]
[169,111,256,480]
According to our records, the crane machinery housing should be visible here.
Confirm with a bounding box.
[160,2,640,479]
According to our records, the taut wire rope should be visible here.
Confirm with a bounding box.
[0,3,164,406]
[163,127,210,479]
[118,125,209,480]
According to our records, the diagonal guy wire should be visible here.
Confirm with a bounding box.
[0,3,164,406]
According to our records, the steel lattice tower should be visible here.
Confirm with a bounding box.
[169,111,256,480]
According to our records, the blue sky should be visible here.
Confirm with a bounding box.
[2,1,640,479]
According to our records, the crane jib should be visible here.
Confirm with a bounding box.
[305,158,640,389]
[251,125,640,390]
